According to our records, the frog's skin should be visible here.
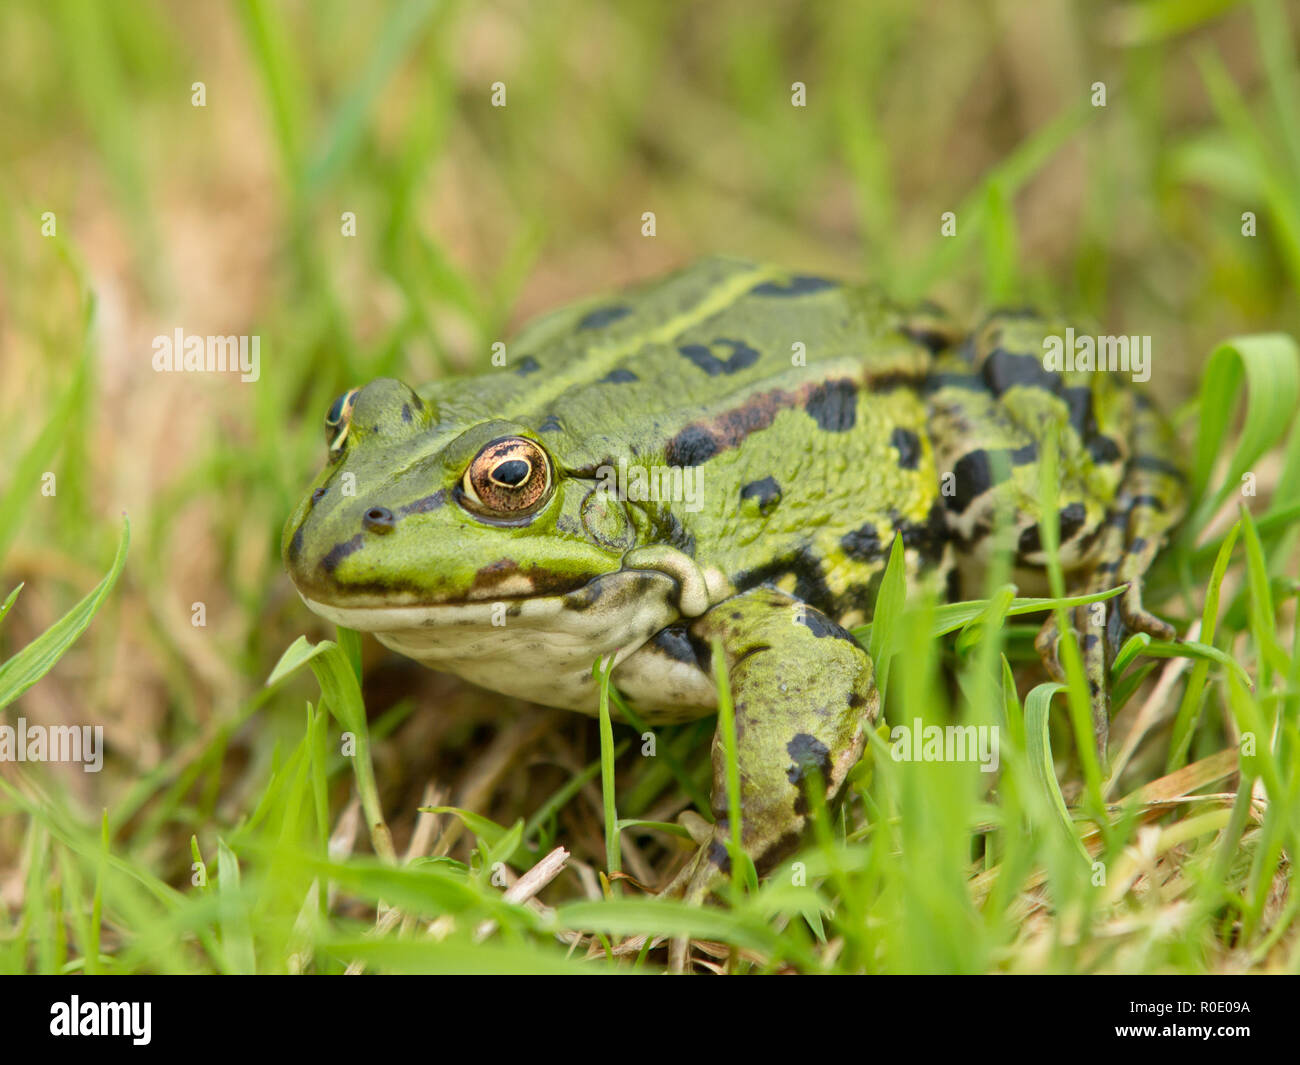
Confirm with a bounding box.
[283,257,1185,904]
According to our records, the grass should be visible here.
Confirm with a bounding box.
[1,0,1299,973]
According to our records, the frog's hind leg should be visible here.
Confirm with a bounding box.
[944,312,1185,756]
[658,587,878,969]
[1034,394,1186,752]
[1111,396,1187,640]
[1033,514,1126,752]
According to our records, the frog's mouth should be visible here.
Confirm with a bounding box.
[293,544,724,634]
[296,568,651,634]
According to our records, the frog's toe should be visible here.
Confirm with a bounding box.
[660,831,733,972]
[657,824,724,903]
[1035,615,1067,683]
[1119,583,1177,643]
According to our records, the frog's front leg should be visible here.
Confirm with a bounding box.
[661,587,879,907]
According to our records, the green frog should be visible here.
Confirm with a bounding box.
[282,257,1185,902]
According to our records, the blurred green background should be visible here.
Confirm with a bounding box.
[1,0,1298,973]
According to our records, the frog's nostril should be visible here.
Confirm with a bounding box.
[363,506,396,534]
[311,486,327,504]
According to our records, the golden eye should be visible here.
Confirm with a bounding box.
[325,388,359,452]
[461,437,552,516]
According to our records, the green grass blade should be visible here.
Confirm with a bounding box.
[0,517,129,713]
[216,838,256,974]
[0,585,23,627]
[1188,334,1300,524]
[1023,682,1090,865]
[265,635,393,861]
[303,0,440,195]
[0,300,94,563]
[867,533,907,703]
[595,656,621,885]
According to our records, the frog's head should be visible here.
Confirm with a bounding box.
[282,379,714,699]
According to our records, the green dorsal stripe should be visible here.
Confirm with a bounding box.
[502,264,779,420]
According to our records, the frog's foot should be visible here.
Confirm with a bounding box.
[1116,553,1177,643]
[659,587,878,972]
[1033,599,1111,753]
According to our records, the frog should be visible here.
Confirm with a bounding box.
[282,256,1185,909]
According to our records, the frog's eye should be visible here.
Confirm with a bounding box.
[325,389,359,453]
[461,437,552,517]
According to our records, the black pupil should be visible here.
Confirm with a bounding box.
[494,459,530,487]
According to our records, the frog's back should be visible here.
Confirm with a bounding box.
[421,258,938,471]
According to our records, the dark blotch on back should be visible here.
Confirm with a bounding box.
[1058,501,1088,542]
[804,379,857,432]
[982,348,1060,396]
[576,305,633,330]
[740,475,782,515]
[1017,502,1089,554]
[678,338,760,376]
[665,425,720,466]
[946,449,1011,514]
[750,276,838,297]
[841,523,883,561]
[514,356,541,376]
[889,426,921,469]
[798,609,857,643]
[1062,386,1097,440]
[787,734,832,783]
[599,368,639,384]
[787,733,833,813]
[1087,435,1122,464]
[537,414,563,433]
